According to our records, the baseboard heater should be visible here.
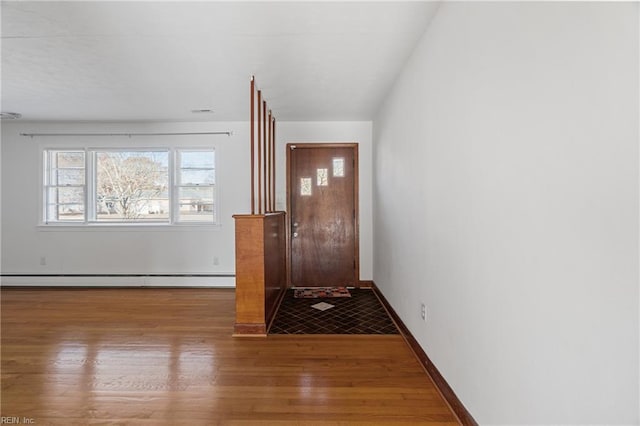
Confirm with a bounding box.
[1,274,235,277]
[0,274,236,288]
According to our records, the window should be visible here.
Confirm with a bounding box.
[95,150,169,222]
[176,150,215,223]
[44,150,86,222]
[43,148,216,225]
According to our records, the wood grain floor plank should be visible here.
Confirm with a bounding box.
[1,288,458,425]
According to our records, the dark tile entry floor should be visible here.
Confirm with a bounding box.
[269,288,399,335]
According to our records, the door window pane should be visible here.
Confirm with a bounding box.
[333,157,345,177]
[317,168,328,186]
[300,177,312,196]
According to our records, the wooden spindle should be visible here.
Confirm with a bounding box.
[249,77,277,214]
[250,77,255,215]
[263,100,267,213]
[267,110,272,212]
[257,90,262,214]
[271,117,276,212]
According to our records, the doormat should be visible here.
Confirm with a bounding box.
[293,287,351,298]
[270,289,399,334]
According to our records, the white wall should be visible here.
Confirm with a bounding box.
[1,120,374,285]
[373,2,639,424]
[1,121,249,286]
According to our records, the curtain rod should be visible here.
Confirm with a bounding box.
[20,131,233,138]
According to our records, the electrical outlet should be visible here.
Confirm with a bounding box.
[39,256,47,266]
[420,303,426,321]
[213,256,220,266]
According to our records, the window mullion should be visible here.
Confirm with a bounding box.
[170,148,177,224]
[86,149,93,223]
[43,150,49,224]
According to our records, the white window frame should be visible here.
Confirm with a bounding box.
[41,147,217,226]
[43,150,87,224]
[174,149,217,224]
[90,148,171,224]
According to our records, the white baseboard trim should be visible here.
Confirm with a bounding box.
[0,275,235,288]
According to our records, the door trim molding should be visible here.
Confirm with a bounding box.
[285,143,360,287]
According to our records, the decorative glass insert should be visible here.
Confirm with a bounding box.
[300,177,312,196]
[317,168,328,186]
[333,157,345,177]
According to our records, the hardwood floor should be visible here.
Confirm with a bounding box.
[1,288,459,425]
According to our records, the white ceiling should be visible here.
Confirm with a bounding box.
[1,1,439,122]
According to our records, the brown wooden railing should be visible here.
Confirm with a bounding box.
[233,77,286,336]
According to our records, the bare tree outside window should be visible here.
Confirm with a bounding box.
[96,151,169,221]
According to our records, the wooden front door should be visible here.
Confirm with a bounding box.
[287,143,358,287]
